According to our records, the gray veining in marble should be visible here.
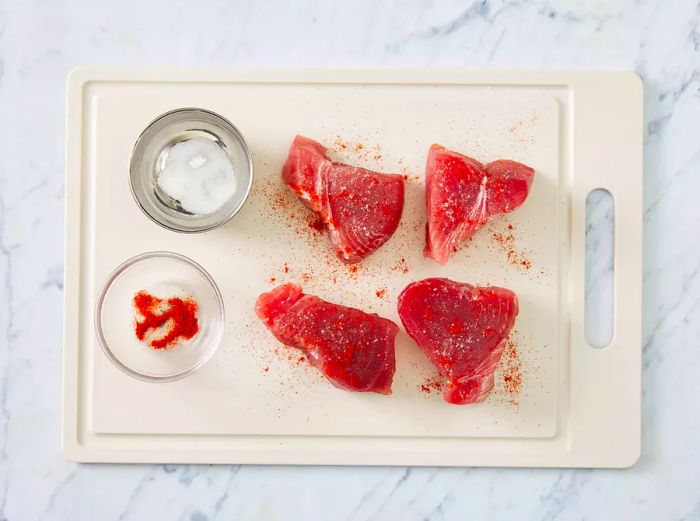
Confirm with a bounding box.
[1,0,699,519]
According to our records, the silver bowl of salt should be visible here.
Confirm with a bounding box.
[130,108,253,233]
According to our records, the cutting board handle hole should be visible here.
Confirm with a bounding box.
[585,189,615,348]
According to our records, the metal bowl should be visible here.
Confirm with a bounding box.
[129,108,253,233]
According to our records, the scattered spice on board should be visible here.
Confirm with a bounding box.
[419,376,443,394]
[272,191,291,212]
[391,257,410,274]
[273,345,308,366]
[333,138,349,151]
[329,137,383,165]
[501,338,522,405]
[491,223,532,270]
[266,179,293,212]
[375,288,387,299]
[133,290,199,349]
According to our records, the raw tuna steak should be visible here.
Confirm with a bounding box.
[256,283,398,394]
[425,144,535,264]
[282,135,405,263]
[397,278,518,404]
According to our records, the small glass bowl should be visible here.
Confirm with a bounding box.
[94,251,225,382]
[130,108,253,233]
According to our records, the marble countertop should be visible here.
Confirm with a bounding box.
[1,0,699,519]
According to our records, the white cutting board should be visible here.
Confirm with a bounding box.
[63,68,642,467]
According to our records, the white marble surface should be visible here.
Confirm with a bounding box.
[0,0,699,519]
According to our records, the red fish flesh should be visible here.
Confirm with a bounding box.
[256,283,398,394]
[282,135,405,263]
[425,144,534,264]
[397,278,518,404]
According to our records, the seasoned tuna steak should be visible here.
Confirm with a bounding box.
[256,283,398,394]
[282,135,405,263]
[425,144,534,264]
[397,278,518,404]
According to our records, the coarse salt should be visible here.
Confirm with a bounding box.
[156,137,237,215]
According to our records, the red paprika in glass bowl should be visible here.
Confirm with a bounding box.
[94,251,224,382]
